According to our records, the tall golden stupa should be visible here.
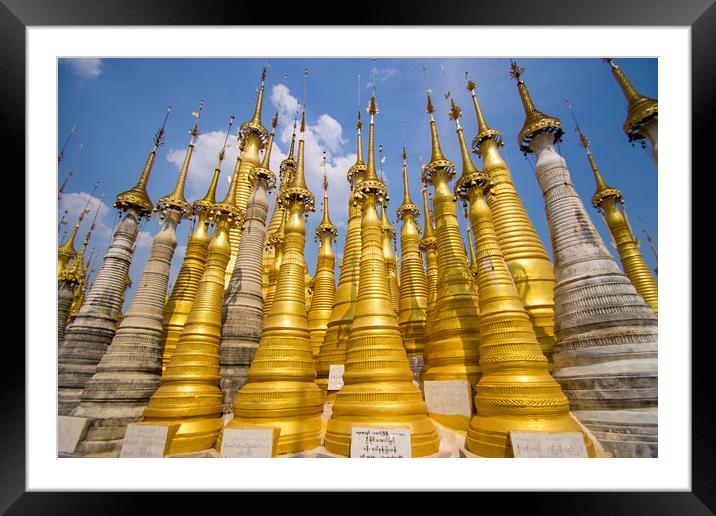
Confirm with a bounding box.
[222,108,325,455]
[307,163,338,357]
[324,95,439,457]
[421,93,482,403]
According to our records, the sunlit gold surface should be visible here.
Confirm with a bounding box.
[308,176,337,357]
[325,97,439,457]
[606,58,658,143]
[510,62,564,155]
[381,201,400,316]
[421,95,481,393]
[142,160,245,455]
[580,135,658,313]
[226,68,269,286]
[467,81,557,364]
[57,222,80,279]
[263,127,296,304]
[315,113,366,391]
[419,181,438,313]
[223,119,324,455]
[396,147,428,367]
[451,100,593,456]
[160,165,219,373]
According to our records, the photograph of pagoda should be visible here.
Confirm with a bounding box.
[57,57,657,459]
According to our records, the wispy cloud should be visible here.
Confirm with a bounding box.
[366,67,399,90]
[269,83,355,229]
[62,58,103,80]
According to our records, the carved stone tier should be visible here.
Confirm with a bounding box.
[58,208,141,415]
[220,178,269,413]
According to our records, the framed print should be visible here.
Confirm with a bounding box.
[11,0,709,512]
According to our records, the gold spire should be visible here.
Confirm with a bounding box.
[308,158,338,357]
[157,100,204,218]
[58,181,98,275]
[605,58,658,142]
[364,96,380,183]
[510,61,564,154]
[469,73,558,367]
[466,78,503,154]
[159,117,234,372]
[426,93,450,166]
[196,115,235,212]
[568,100,658,313]
[287,115,298,163]
[347,111,367,186]
[283,110,313,208]
[399,145,415,207]
[396,147,429,376]
[239,64,269,148]
[450,96,486,194]
[317,154,335,231]
[421,92,481,429]
[115,105,171,217]
[251,109,279,191]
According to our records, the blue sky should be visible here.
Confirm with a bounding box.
[58,58,658,310]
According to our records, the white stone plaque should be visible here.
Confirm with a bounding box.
[510,432,589,458]
[58,416,89,454]
[423,380,472,417]
[327,364,345,391]
[120,424,174,458]
[321,401,334,420]
[220,427,280,458]
[350,427,412,458]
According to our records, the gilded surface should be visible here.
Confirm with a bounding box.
[325,98,439,457]
[421,96,481,397]
[308,177,337,357]
[396,148,428,365]
[223,125,324,455]
[467,83,557,363]
[316,113,366,391]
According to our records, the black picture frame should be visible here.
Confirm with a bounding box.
[11,0,706,513]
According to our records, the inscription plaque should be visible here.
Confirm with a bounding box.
[350,427,411,458]
[220,427,280,458]
[327,364,345,391]
[510,432,589,458]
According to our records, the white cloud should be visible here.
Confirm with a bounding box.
[58,190,113,253]
[366,67,399,90]
[269,83,356,230]
[63,58,103,80]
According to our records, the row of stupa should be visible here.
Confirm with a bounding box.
[57,59,658,458]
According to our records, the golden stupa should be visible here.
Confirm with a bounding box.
[421,93,482,401]
[221,110,325,455]
[450,95,594,457]
[324,95,439,457]
[307,166,338,357]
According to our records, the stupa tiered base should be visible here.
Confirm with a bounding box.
[221,381,325,455]
[324,381,440,458]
